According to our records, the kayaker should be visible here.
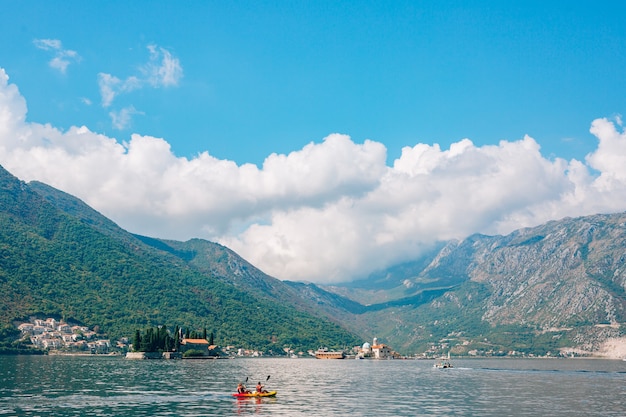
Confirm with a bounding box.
[237,383,249,394]
[256,382,267,393]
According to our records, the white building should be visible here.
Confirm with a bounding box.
[371,342,392,359]
[18,323,34,333]
[32,325,46,335]
[357,338,395,359]
[58,324,72,334]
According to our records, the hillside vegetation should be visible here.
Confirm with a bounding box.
[0,165,359,352]
[3,162,625,357]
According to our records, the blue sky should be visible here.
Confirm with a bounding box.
[2,2,626,283]
[4,1,624,164]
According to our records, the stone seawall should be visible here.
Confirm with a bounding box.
[125,351,181,359]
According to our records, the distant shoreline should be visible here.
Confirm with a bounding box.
[47,351,121,357]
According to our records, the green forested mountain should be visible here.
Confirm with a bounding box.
[4,162,625,357]
[0,165,359,351]
[137,237,363,321]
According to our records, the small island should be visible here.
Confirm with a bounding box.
[126,326,223,359]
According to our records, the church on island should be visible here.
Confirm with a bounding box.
[313,337,397,359]
[355,337,397,359]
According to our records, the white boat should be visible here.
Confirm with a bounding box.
[434,352,453,368]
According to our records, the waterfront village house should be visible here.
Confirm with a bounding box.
[18,323,34,333]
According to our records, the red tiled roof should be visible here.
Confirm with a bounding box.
[181,338,209,345]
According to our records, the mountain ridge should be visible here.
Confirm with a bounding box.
[2,163,625,356]
[0,164,360,352]
[309,212,626,356]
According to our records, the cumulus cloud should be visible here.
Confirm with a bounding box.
[587,117,626,183]
[33,39,80,74]
[2,67,626,283]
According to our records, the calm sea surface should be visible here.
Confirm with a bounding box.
[0,355,625,416]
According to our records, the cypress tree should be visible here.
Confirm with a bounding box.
[133,330,142,352]
[143,328,154,352]
[158,325,168,351]
[174,326,181,351]
[150,328,157,351]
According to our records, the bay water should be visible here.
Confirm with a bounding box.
[1,355,625,416]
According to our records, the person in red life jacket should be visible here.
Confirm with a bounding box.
[256,381,268,393]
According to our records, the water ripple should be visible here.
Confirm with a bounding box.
[1,356,625,416]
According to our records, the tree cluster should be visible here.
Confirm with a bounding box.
[132,325,215,352]
[133,325,176,352]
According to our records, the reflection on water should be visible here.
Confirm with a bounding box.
[0,356,625,416]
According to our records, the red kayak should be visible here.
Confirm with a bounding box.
[232,391,277,398]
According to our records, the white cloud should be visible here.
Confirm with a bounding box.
[98,45,182,108]
[143,44,183,87]
[109,106,144,130]
[33,39,62,50]
[33,39,80,74]
[0,69,27,136]
[587,117,626,183]
[98,73,142,108]
[2,67,626,283]
[220,135,575,281]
